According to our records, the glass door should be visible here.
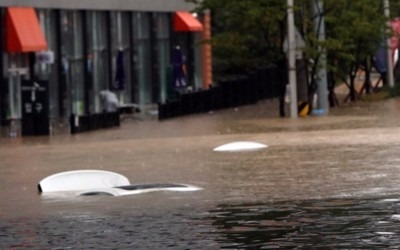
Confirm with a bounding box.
[7,53,29,120]
[8,70,22,119]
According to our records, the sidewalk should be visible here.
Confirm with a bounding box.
[334,71,382,97]
[0,76,396,140]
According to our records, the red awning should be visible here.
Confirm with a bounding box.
[174,12,203,32]
[6,7,48,52]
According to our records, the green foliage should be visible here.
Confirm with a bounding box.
[323,0,387,84]
[190,0,394,83]
[189,0,287,76]
[389,0,400,18]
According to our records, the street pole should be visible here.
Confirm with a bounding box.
[313,0,329,114]
[384,0,395,88]
[287,0,298,118]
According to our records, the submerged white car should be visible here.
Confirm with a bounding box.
[38,170,202,197]
[213,141,268,152]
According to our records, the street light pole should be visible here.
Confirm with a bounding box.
[384,0,395,88]
[287,0,298,118]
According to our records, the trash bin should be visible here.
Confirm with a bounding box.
[21,80,49,136]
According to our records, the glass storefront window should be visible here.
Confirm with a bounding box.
[86,11,110,113]
[154,13,170,103]
[7,54,29,120]
[60,10,84,116]
[8,69,21,119]
[132,12,152,106]
[193,32,203,90]
[37,9,59,119]
[110,11,132,104]
[1,11,29,121]
[2,53,8,79]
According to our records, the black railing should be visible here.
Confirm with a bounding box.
[70,112,120,134]
[158,65,282,120]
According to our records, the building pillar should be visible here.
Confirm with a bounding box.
[201,10,212,89]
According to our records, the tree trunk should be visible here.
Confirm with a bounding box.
[364,62,371,94]
[349,75,357,101]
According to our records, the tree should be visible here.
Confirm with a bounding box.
[189,0,287,76]
[190,0,390,102]
[323,0,388,101]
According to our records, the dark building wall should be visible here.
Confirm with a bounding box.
[0,0,196,12]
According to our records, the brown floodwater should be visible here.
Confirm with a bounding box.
[1,98,400,249]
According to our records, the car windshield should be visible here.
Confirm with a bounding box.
[115,183,187,191]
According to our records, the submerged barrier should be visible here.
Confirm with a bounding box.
[158,65,282,120]
[70,112,120,134]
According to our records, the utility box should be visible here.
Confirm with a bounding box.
[21,80,49,136]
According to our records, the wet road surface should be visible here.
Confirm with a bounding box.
[1,98,400,249]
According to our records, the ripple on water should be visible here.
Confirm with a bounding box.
[3,196,400,249]
[197,196,400,249]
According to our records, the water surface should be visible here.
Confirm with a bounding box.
[1,98,400,249]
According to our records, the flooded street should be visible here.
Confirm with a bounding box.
[2,98,400,249]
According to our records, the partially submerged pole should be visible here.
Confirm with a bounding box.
[313,0,329,114]
[384,0,395,88]
[287,0,298,118]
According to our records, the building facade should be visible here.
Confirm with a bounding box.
[0,0,212,135]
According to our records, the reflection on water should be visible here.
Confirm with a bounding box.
[204,197,400,249]
[2,196,400,249]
